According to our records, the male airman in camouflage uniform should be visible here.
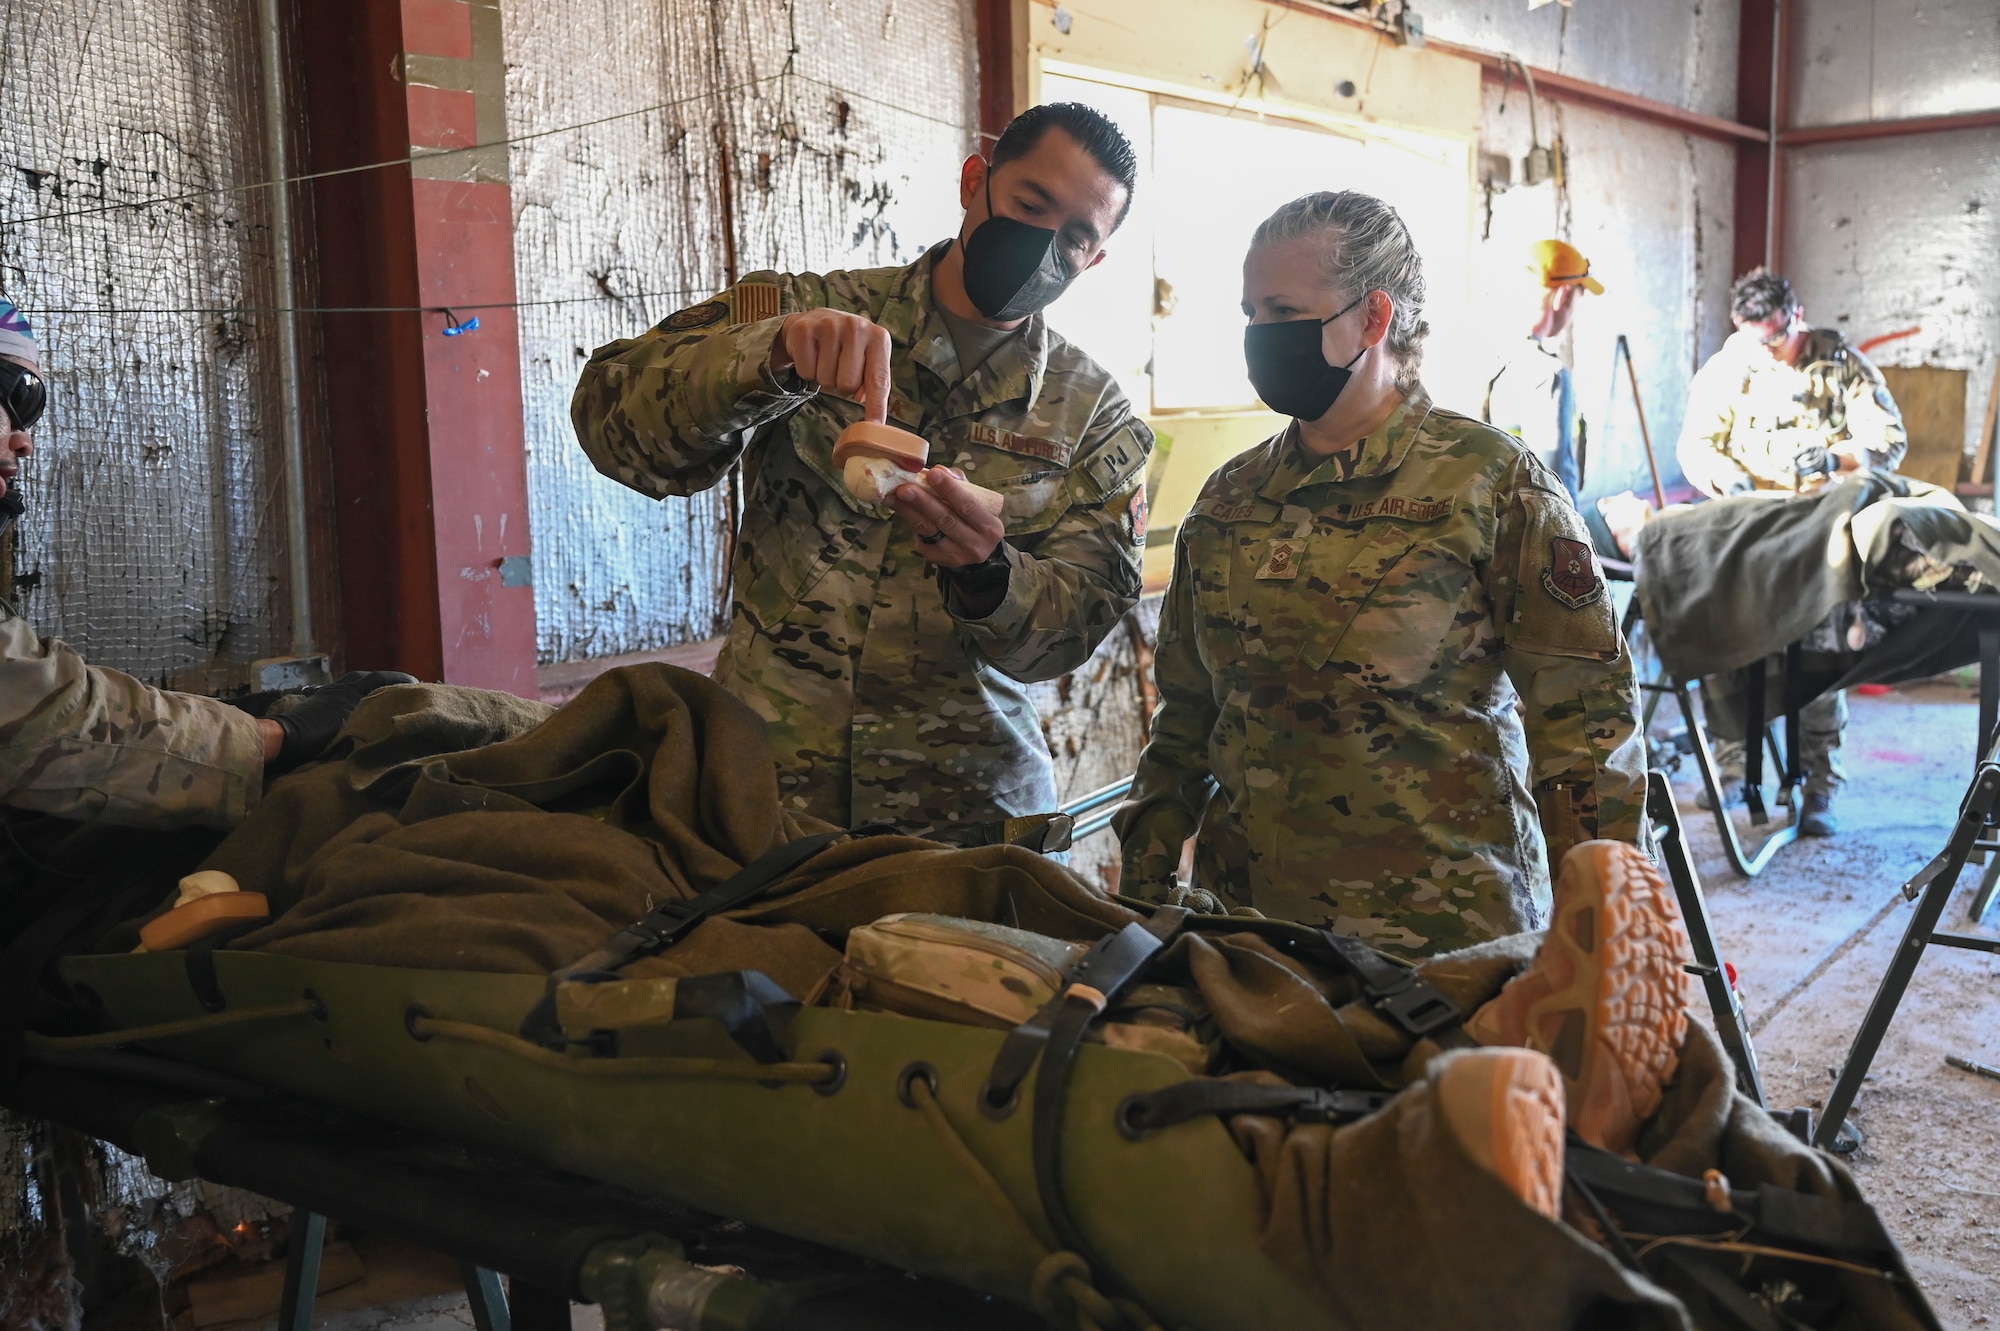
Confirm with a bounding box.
[572,105,1150,834]
[1675,269,1907,834]
[0,299,405,831]
[1116,389,1646,958]
[1679,269,1905,499]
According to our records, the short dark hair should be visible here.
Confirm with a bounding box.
[1731,267,1798,323]
[989,102,1138,229]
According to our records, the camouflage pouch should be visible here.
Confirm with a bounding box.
[833,914,1217,1073]
[835,913,1080,1029]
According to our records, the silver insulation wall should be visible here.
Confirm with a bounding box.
[0,0,304,692]
[1785,0,2000,468]
[505,0,978,665]
[1417,0,1742,119]
[2,0,303,1290]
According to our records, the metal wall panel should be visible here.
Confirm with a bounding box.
[505,0,976,665]
[1790,0,1877,126]
[1785,131,2000,464]
[1792,0,2000,127]
[0,0,298,691]
[1413,0,1741,119]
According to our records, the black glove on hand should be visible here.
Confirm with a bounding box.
[1793,444,1835,482]
[939,541,1014,619]
[270,670,418,774]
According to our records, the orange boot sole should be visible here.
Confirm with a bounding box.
[1434,1046,1568,1220]
[1466,841,1696,1156]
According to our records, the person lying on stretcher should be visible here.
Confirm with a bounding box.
[77,660,1910,1329]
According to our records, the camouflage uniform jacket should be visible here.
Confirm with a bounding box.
[572,244,1151,832]
[0,600,264,829]
[1114,389,1646,958]
[1678,327,1906,498]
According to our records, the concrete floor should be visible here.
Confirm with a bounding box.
[1667,678,2000,1329]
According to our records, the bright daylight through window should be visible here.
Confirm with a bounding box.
[1038,68,1476,418]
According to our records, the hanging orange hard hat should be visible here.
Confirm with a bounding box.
[1530,239,1605,294]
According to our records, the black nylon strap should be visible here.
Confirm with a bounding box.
[185,920,269,1013]
[1114,1080,1394,1140]
[1564,1140,1897,1261]
[661,971,798,1064]
[1783,641,1804,788]
[1312,928,1469,1043]
[981,907,1189,1116]
[1006,907,1189,1293]
[1186,917,1468,1044]
[579,830,850,976]
[520,827,871,1047]
[1029,993,1103,1258]
[1744,657,1768,820]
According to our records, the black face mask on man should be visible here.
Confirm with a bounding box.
[1242,294,1369,421]
[959,176,1078,322]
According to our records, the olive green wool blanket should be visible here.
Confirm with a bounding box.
[163,665,1916,1331]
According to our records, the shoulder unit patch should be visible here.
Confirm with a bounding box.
[1541,536,1603,609]
[658,298,731,332]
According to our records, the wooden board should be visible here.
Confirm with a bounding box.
[1879,364,1969,487]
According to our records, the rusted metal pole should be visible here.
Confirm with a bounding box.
[256,0,317,659]
[1617,335,1667,510]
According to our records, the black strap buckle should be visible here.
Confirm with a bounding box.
[1311,928,1467,1042]
[1368,972,1465,1039]
[521,827,860,1047]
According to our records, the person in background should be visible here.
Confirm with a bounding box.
[1114,192,1646,958]
[572,103,1151,839]
[0,299,408,831]
[1675,269,1908,836]
[1482,238,1603,504]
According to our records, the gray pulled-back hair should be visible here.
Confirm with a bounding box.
[1250,191,1430,391]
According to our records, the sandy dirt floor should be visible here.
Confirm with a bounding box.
[1665,677,2000,1329]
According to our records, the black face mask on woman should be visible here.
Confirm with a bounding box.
[959,177,1079,321]
[1242,294,1368,421]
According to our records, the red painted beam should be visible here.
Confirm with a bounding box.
[409,177,537,697]
[1733,0,1782,280]
[295,0,443,681]
[1464,54,1767,145]
[1784,108,2000,147]
[975,0,1026,151]
[294,0,536,695]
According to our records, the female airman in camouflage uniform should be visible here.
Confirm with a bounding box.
[1116,193,1646,958]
